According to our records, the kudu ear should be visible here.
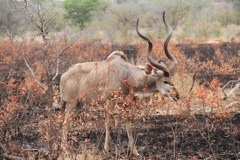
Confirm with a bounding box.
[145,62,153,74]
[155,69,170,78]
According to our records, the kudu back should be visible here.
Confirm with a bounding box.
[60,11,179,156]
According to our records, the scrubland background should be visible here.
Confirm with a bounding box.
[0,0,239,159]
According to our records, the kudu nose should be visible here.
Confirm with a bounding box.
[170,88,180,101]
[174,94,180,101]
[172,94,180,101]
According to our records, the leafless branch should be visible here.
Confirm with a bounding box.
[222,79,240,90]
[198,129,217,160]
[0,142,25,160]
[221,79,240,100]
[52,57,60,81]
[52,36,80,66]
[19,42,47,92]
[44,10,57,27]
[24,0,41,31]
[24,0,49,44]
[224,82,240,100]
[189,70,198,92]
[60,36,80,57]
[226,101,240,109]
[31,148,50,159]
[233,68,240,72]
[51,36,79,80]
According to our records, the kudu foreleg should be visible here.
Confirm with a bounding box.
[104,109,111,152]
[125,120,139,156]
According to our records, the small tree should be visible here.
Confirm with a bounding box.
[0,0,25,41]
[233,0,240,24]
[21,0,77,106]
[63,0,100,29]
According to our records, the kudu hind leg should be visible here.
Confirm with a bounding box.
[104,101,115,153]
[61,99,78,151]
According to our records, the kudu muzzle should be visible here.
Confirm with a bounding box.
[170,88,180,101]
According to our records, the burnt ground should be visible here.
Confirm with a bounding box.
[134,114,240,160]
[3,109,239,160]
[66,112,240,160]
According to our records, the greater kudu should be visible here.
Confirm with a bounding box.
[60,11,179,156]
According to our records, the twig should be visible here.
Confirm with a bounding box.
[222,80,240,100]
[55,35,80,63]
[0,142,25,160]
[24,0,49,43]
[225,101,240,109]
[24,0,42,31]
[222,79,240,90]
[189,70,198,92]
[198,129,217,160]
[18,42,47,92]
[226,82,240,97]
[167,116,177,160]
[52,57,60,80]
[52,36,79,80]
[32,148,50,159]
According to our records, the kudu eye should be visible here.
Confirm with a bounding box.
[164,81,173,86]
[164,81,169,84]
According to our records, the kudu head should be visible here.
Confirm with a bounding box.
[136,11,179,101]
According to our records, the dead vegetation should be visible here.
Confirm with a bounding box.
[0,39,239,159]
